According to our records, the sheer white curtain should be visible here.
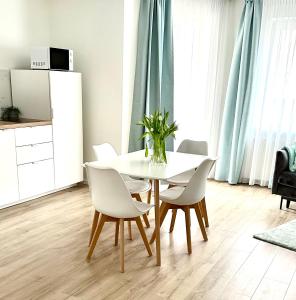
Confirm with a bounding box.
[241,0,296,187]
[172,0,236,160]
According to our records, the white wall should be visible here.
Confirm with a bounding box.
[50,0,125,161]
[0,0,50,69]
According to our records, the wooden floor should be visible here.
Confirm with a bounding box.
[1,181,296,300]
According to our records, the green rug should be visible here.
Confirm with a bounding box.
[253,219,296,252]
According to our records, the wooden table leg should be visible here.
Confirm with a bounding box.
[154,179,161,266]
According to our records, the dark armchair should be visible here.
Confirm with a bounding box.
[272,148,296,209]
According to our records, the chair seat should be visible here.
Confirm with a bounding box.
[133,200,154,215]
[165,170,195,186]
[125,180,151,194]
[159,186,186,205]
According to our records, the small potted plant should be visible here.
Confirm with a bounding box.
[1,106,21,122]
[138,110,178,163]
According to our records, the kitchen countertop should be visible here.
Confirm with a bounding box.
[0,119,52,129]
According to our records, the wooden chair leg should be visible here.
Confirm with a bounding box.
[147,180,152,205]
[135,217,152,256]
[115,220,119,246]
[87,214,107,260]
[150,203,169,244]
[194,204,208,241]
[134,193,150,228]
[201,197,209,228]
[199,202,204,217]
[128,221,132,240]
[120,219,125,273]
[142,214,150,228]
[169,209,177,233]
[89,210,100,246]
[184,206,192,254]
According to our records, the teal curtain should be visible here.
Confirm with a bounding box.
[215,0,263,184]
[128,0,174,152]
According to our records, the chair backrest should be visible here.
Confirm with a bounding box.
[86,165,141,218]
[92,143,132,181]
[179,158,216,205]
[93,143,118,161]
[177,139,208,156]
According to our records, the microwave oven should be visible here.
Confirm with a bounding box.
[31,47,73,71]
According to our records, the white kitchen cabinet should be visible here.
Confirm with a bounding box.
[1,70,82,209]
[18,159,54,200]
[10,70,83,195]
[49,71,83,188]
[0,129,19,206]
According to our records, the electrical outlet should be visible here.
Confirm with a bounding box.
[0,69,12,111]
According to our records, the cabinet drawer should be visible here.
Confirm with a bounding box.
[16,142,53,165]
[18,159,54,199]
[15,125,52,146]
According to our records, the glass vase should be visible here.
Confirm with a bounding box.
[151,136,167,164]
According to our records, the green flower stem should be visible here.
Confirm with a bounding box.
[151,134,167,163]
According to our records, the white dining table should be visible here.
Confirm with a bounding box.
[87,150,209,266]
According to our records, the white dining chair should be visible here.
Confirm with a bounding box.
[85,165,153,273]
[91,143,151,243]
[166,140,209,232]
[166,140,208,186]
[150,158,216,254]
